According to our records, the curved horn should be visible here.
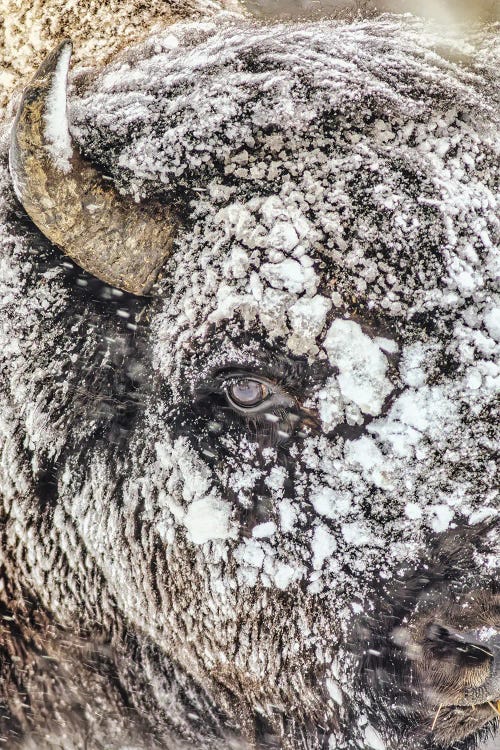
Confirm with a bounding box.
[9,41,176,295]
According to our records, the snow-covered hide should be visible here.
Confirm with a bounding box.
[0,12,499,750]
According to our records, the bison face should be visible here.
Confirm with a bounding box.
[1,13,499,750]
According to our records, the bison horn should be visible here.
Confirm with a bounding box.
[9,40,177,295]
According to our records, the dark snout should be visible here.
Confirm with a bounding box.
[396,590,500,744]
[421,623,500,708]
[361,526,500,748]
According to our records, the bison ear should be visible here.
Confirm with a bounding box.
[9,40,177,296]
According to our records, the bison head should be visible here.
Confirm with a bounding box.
[1,13,499,750]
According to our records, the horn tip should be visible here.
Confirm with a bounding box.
[32,39,73,81]
[56,39,73,63]
[40,40,74,174]
[10,38,75,183]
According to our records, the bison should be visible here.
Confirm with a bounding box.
[0,10,499,750]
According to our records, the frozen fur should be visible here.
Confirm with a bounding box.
[0,13,499,750]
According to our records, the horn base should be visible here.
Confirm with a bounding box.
[9,41,176,296]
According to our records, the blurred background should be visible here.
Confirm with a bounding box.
[242,0,499,21]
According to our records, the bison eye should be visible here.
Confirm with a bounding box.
[226,379,270,409]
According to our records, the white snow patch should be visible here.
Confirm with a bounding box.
[400,342,429,388]
[266,221,299,252]
[374,337,398,354]
[260,258,317,295]
[288,294,332,354]
[484,307,500,341]
[325,677,343,706]
[313,376,344,432]
[43,42,73,173]
[310,486,351,518]
[183,497,234,545]
[252,521,277,538]
[279,498,298,532]
[311,525,337,570]
[342,522,375,547]
[344,436,392,489]
[273,561,300,590]
[234,539,265,569]
[265,465,287,491]
[404,502,422,520]
[364,724,386,750]
[323,319,392,415]
[429,504,454,533]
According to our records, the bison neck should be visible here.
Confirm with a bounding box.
[0,582,251,750]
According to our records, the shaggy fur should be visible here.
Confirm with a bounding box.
[1,11,499,750]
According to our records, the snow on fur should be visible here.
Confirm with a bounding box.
[0,12,499,750]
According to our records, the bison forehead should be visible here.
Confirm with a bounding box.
[70,14,499,320]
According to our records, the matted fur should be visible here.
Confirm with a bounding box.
[0,10,499,750]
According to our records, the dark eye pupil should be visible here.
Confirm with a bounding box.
[228,379,267,407]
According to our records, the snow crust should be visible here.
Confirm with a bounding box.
[324,319,392,416]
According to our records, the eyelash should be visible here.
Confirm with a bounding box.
[220,374,295,415]
[192,369,319,446]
